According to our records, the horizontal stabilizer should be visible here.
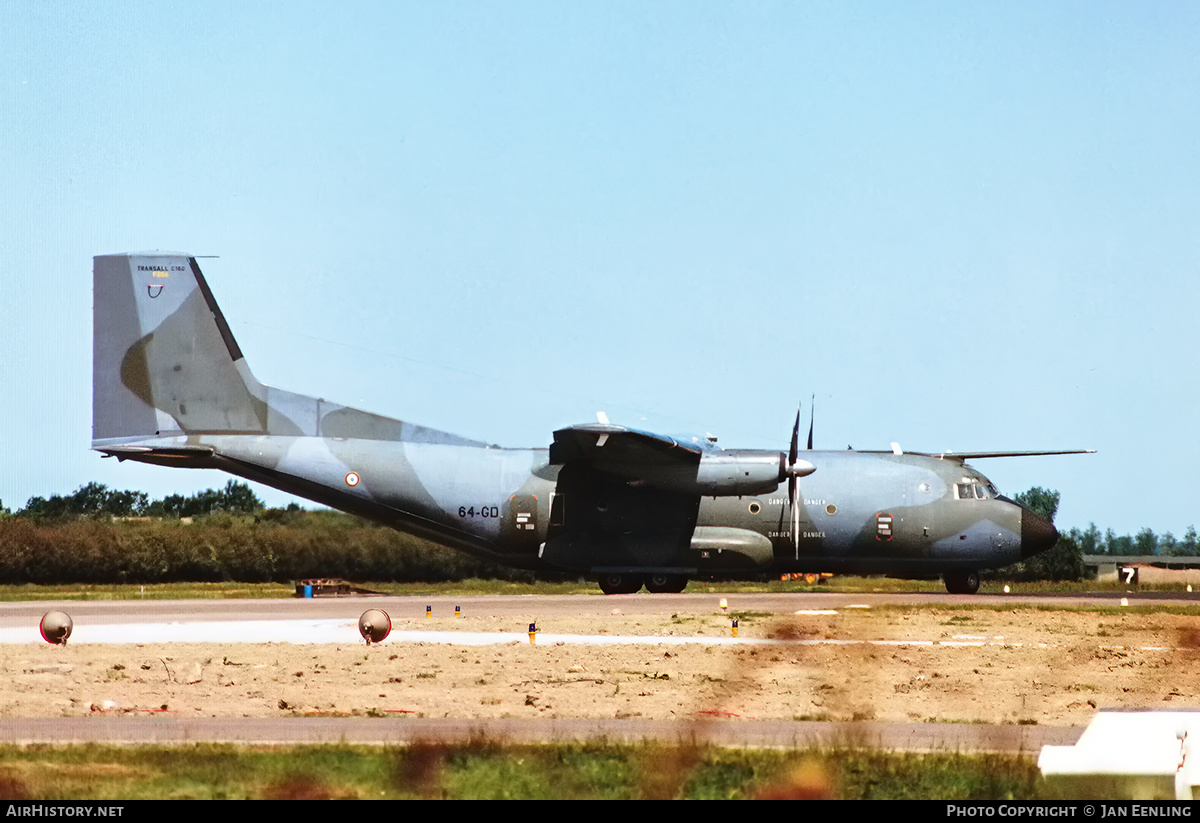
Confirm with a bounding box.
[95,443,217,466]
[97,444,215,456]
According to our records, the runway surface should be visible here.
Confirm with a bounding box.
[1,588,1191,629]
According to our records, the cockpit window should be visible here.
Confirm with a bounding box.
[956,482,992,500]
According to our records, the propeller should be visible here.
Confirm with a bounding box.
[782,404,817,557]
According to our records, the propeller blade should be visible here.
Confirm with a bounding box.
[790,406,800,465]
[807,394,815,450]
[789,405,802,556]
[790,473,799,556]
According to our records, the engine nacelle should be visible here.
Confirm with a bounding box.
[692,452,788,496]
[612,450,786,496]
[690,526,774,567]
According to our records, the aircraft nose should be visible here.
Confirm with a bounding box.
[1020,507,1059,558]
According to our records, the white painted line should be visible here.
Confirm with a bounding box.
[0,620,821,647]
[0,619,360,645]
[1,620,1178,651]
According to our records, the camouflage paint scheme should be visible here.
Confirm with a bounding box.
[93,253,1083,594]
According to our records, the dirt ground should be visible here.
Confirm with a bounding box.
[4,606,1200,726]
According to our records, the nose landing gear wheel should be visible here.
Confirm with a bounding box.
[943,570,981,594]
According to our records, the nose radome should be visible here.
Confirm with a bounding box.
[1020,507,1059,558]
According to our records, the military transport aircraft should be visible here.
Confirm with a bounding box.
[93,253,1091,594]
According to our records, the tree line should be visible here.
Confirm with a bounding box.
[7,483,1192,557]
[0,482,533,585]
[1004,487,1200,583]
[0,482,1194,585]
[7,480,267,519]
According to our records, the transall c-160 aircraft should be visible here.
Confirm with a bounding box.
[93,253,1091,595]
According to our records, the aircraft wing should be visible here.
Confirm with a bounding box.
[550,424,787,496]
[550,423,705,469]
[932,449,1096,463]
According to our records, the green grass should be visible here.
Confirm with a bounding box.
[0,577,930,601]
[0,580,594,602]
[0,742,1044,800]
[0,582,298,602]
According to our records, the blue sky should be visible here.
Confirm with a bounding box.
[2,2,1197,537]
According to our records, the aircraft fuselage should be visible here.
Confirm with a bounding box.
[112,434,1045,580]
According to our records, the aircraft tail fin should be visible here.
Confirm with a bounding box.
[93,253,272,445]
[93,253,488,449]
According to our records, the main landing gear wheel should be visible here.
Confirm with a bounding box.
[598,574,644,595]
[644,574,688,594]
[943,570,981,595]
